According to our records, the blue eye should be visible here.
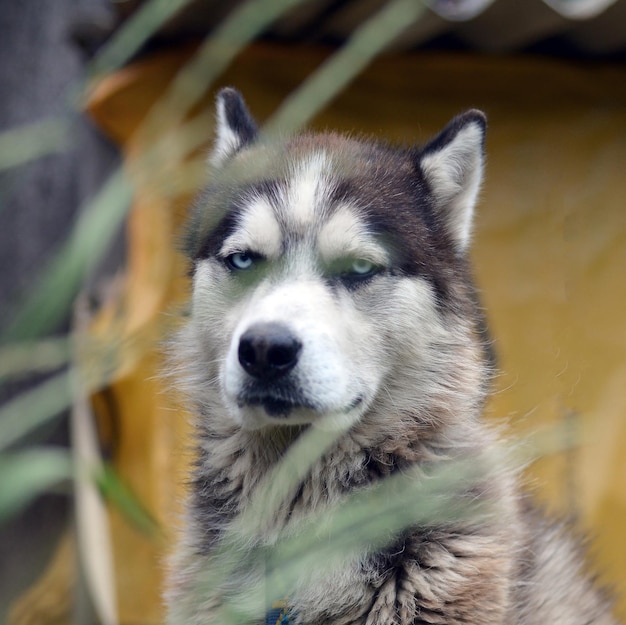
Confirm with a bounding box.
[350,259,375,275]
[335,258,382,288]
[226,252,257,270]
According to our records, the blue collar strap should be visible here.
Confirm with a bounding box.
[265,599,292,625]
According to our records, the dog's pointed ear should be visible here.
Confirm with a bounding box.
[418,110,486,252]
[210,88,258,168]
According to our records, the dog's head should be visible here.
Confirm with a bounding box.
[180,88,489,431]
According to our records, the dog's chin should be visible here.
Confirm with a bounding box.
[231,395,365,430]
[251,396,308,419]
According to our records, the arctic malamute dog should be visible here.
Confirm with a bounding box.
[166,88,617,625]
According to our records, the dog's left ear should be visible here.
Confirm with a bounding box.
[210,87,258,168]
[418,110,486,252]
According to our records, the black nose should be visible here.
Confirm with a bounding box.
[238,322,302,381]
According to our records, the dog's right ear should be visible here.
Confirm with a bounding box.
[418,110,486,253]
[210,88,258,168]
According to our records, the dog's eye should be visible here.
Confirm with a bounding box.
[225,252,258,271]
[350,259,375,276]
[336,258,382,287]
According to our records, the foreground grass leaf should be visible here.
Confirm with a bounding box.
[3,169,132,342]
[85,0,193,86]
[96,464,160,538]
[0,118,71,171]
[0,337,71,381]
[0,449,72,522]
[0,370,72,452]
[262,0,427,136]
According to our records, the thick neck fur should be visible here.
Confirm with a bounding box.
[187,371,495,554]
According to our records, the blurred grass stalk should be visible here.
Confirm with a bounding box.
[70,308,118,625]
[263,0,427,137]
[0,119,73,173]
[82,0,194,90]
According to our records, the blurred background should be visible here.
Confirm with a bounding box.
[1,1,625,624]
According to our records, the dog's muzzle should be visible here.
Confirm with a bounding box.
[237,322,306,418]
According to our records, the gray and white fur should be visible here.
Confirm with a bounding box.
[165,88,617,625]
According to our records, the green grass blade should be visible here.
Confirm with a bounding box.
[2,168,132,342]
[263,0,427,137]
[0,117,71,171]
[96,464,160,538]
[0,337,71,381]
[86,0,194,83]
[0,448,73,522]
[135,0,311,146]
[0,369,72,451]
